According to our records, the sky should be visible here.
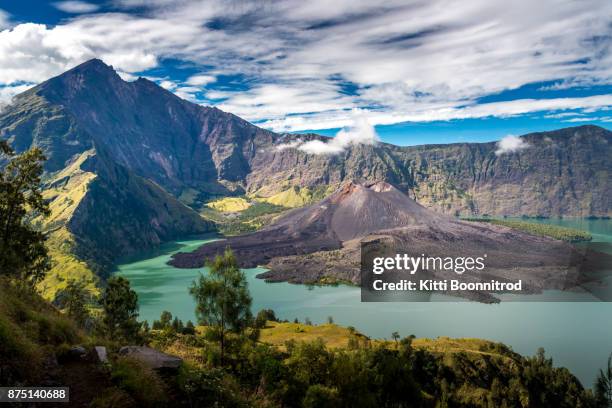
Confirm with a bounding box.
[0,0,610,146]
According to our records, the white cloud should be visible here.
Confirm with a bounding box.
[186,74,215,86]
[159,80,176,90]
[495,135,529,155]
[53,1,100,13]
[0,84,34,110]
[0,0,610,130]
[274,112,379,155]
[274,139,303,151]
[564,116,612,123]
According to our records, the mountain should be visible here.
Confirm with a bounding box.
[0,61,217,299]
[170,181,598,302]
[250,126,611,217]
[0,59,610,297]
[3,60,610,217]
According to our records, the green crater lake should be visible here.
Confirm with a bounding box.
[117,218,612,387]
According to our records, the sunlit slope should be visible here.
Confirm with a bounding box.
[34,147,214,300]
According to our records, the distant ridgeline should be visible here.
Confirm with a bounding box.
[0,59,610,299]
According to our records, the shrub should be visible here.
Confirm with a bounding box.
[111,357,167,407]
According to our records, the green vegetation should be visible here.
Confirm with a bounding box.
[190,248,253,362]
[0,277,82,385]
[55,279,92,328]
[206,196,252,212]
[100,276,141,342]
[0,145,605,406]
[595,353,612,407]
[110,356,168,407]
[0,141,50,285]
[463,218,592,242]
[152,320,595,407]
[256,185,314,207]
[151,310,195,335]
[201,200,287,235]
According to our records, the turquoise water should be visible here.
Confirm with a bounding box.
[117,219,612,387]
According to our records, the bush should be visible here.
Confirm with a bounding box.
[255,309,277,328]
[303,384,340,408]
[111,357,167,407]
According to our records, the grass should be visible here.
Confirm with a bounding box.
[257,321,516,361]
[255,186,314,208]
[259,321,358,349]
[206,197,252,212]
[201,201,288,236]
[37,228,100,301]
[111,356,168,407]
[462,218,592,242]
[0,277,83,383]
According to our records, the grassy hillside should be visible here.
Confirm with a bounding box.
[463,218,592,242]
[201,201,288,235]
[151,319,593,407]
[206,196,252,212]
[0,277,83,384]
[0,275,597,407]
[32,148,214,302]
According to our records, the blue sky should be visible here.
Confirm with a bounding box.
[0,0,610,145]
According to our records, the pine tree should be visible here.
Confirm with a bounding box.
[100,276,140,341]
[0,142,50,285]
[189,247,252,363]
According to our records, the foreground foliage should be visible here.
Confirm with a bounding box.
[463,218,592,242]
[0,141,50,285]
[152,323,597,408]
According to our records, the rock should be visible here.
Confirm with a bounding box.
[68,346,87,360]
[94,346,108,364]
[118,346,182,370]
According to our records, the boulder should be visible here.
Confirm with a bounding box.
[68,345,87,359]
[94,346,108,364]
[118,346,182,370]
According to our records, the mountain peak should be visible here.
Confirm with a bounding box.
[66,58,116,75]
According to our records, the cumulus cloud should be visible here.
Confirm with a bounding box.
[186,74,215,86]
[0,84,34,111]
[274,113,379,155]
[0,0,610,130]
[274,139,303,151]
[495,135,529,155]
[53,1,100,13]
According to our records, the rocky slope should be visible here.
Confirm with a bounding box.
[170,181,601,301]
[0,59,609,299]
[249,126,611,217]
[2,59,609,218]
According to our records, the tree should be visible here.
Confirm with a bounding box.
[172,316,184,333]
[183,320,196,335]
[255,309,276,329]
[189,247,252,363]
[0,142,50,285]
[391,331,400,347]
[56,280,90,328]
[595,353,612,407]
[152,310,173,330]
[100,276,140,341]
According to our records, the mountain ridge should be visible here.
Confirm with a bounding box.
[0,59,610,298]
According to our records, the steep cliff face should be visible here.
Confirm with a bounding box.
[67,145,214,263]
[1,59,610,224]
[399,126,611,216]
[246,126,611,217]
[16,59,276,196]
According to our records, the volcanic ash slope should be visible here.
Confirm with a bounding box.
[170,182,591,301]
